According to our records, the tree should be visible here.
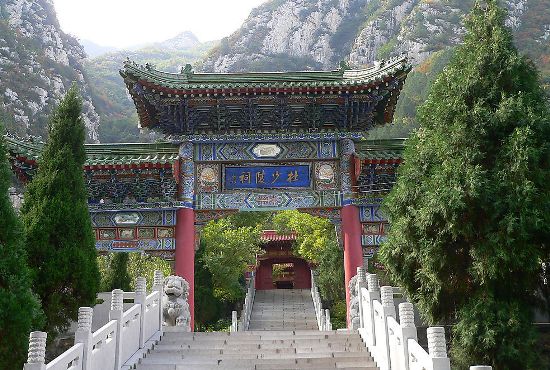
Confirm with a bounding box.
[194,240,229,331]
[272,210,336,263]
[201,215,262,302]
[103,253,131,291]
[380,1,550,369]
[126,253,171,290]
[0,123,43,369]
[21,86,100,340]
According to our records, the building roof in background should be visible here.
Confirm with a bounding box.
[261,230,298,242]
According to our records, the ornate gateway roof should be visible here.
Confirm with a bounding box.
[120,57,411,136]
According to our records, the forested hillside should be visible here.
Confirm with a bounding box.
[85,32,216,143]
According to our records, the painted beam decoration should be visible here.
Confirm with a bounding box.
[91,209,176,257]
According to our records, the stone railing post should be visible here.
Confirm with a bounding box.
[356,266,367,328]
[247,278,255,330]
[397,302,418,370]
[250,271,256,302]
[378,286,397,370]
[243,292,249,330]
[427,327,451,370]
[316,288,323,329]
[231,311,238,332]
[23,331,47,370]
[75,307,93,370]
[325,309,332,331]
[135,276,147,347]
[362,273,381,346]
[109,289,124,370]
[153,270,164,332]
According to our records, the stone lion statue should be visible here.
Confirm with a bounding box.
[162,275,191,330]
[349,274,361,330]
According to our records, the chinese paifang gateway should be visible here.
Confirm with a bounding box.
[6,57,411,327]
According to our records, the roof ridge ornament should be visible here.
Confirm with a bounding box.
[180,64,194,77]
[339,60,351,73]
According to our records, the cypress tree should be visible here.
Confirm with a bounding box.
[0,123,43,369]
[22,86,100,339]
[379,1,550,369]
[104,253,131,291]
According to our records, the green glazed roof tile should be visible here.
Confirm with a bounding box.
[5,136,180,166]
[120,57,410,91]
[355,138,406,160]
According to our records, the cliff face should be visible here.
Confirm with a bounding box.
[200,0,368,72]
[0,0,100,141]
[348,0,532,66]
[202,0,548,79]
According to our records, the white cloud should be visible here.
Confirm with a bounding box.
[53,0,267,47]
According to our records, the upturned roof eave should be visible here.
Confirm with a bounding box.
[4,135,180,166]
[120,56,410,92]
[355,138,407,160]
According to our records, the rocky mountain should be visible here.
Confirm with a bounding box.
[0,0,547,144]
[85,33,216,143]
[0,0,100,142]
[152,31,201,52]
[200,0,367,72]
[201,0,549,126]
[202,0,547,72]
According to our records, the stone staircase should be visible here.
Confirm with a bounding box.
[249,289,318,331]
[133,289,378,369]
[135,329,378,369]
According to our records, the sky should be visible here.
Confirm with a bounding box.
[53,0,267,48]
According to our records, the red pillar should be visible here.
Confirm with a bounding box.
[341,204,363,324]
[175,208,195,331]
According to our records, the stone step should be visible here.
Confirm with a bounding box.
[139,356,376,367]
[145,351,373,361]
[154,343,366,354]
[155,338,365,347]
[162,330,356,339]
[160,336,358,343]
[155,351,371,359]
[137,364,377,370]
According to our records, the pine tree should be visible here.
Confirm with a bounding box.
[0,123,43,368]
[22,86,100,340]
[103,253,131,291]
[379,1,550,369]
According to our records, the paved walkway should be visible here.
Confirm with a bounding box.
[248,289,319,331]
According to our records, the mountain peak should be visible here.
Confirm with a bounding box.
[157,31,200,51]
